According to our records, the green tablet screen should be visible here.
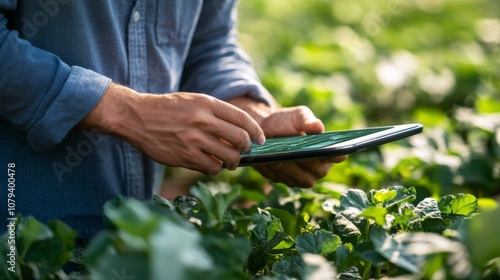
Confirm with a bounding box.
[247,127,389,155]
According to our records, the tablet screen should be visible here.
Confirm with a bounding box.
[247,126,389,155]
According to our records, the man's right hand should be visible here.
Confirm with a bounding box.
[77,83,266,174]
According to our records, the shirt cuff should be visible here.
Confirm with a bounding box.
[27,66,111,152]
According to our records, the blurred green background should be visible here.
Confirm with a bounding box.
[163,0,500,202]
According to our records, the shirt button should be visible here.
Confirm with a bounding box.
[133,11,140,22]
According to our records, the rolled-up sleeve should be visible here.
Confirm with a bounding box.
[0,8,111,152]
[180,0,274,107]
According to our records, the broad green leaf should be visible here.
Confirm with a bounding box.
[89,252,149,280]
[438,194,478,216]
[214,185,242,222]
[338,189,370,211]
[333,209,364,238]
[371,189,398,205]
[190,183,215,215]
[103,199,160,238]
[465,208,500,267]
[335,245,351,267]
[337,266,362,280]
[370,228,421,273]
[251,208,284,244]
[267,208,300,238]
[152,194,175,209]
[353,241,387,266]
[47,220,76,253]
[302,253,337,279]
[149,221,213,280]
[361,206,387,226]
[102,196,127,230]
[295,229,341,257]
[416,198,442,220]
[384,186,417,209]
[202,234,251,271]
[272,255,306,279]
[248,231,294,273]
[395,232,472,279]
[17,216,53,259]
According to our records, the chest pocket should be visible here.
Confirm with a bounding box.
[155,0,203,45]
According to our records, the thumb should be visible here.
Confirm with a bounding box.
[262,106,325,137]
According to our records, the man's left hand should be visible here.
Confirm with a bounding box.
[228,97,347,188]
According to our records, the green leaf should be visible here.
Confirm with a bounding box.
[337,266,362,280]
[395,232,473,279]
[251,208,285,244]
[248,231,294,273]
[370,228,421,273]
[152,194,175,209]
[103,198,161,238]
[267,208,300,238]
[333,209,365,238]
[371,189,397,205]
[190,183,215,215]
[202,234,251,272]
[415,198,442,220]
[17,216,54,259]
[295,229,341,257]
[338,189,370,211]
[272,255,306,279]
[302,253,337,279]
[354,241,387,267]
[361,206,388,226]
[149,221,213,280]
[384,186,417,209]
[438,194,478,216]
[465,208,500,267]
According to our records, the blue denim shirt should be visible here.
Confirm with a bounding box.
[0,0,273,239]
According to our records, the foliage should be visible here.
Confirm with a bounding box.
[180,0,500,208]
[5,182,499,279]
[0,216,76,280]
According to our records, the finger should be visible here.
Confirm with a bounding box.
[297,160,334,179]
[213,101,266,145]
[287,106,324,134]
[200,136,242,170]
[207,119,253,154]
[262,106,324,137]
[322,155,347,163]
[258,163,318,188]
[185,151,223,175]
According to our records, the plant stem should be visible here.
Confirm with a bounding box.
[363,262,372,280]
[375,266,382,279]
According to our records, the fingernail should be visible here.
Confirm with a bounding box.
[256,134,266,145]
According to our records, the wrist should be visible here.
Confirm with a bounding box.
[77,83,141,138]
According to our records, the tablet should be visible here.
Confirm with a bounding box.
[238,123,423,166]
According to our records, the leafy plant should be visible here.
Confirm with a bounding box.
[2,183,499,279]
[0,216,76,280]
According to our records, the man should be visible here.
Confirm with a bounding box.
[0,0,344,241]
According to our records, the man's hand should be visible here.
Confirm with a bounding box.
[229,97,347,188]
[78,83,266,174]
